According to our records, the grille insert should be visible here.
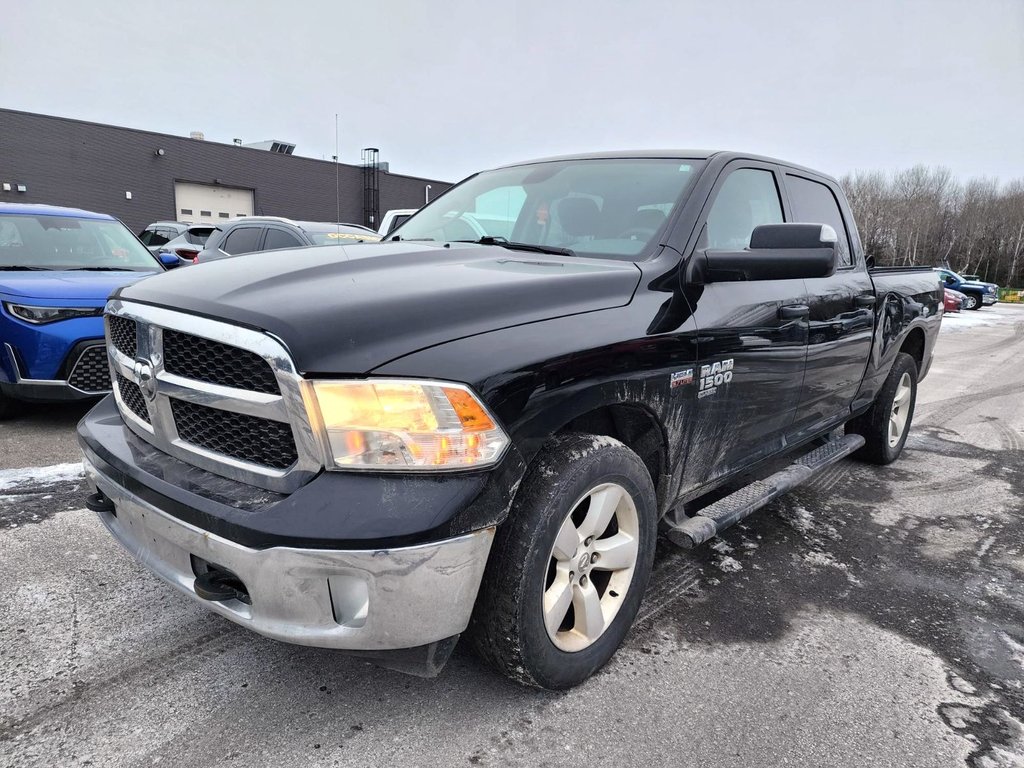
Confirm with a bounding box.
[171,400,297,469]
[163,330,280,394]
[108,315,137,358]
[68,346,111,393]
[116,373,150,423]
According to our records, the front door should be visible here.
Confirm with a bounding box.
[681,163,810,488]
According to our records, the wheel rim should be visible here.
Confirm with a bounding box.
[965,295,977,309]
[543,482,640,653]
[888,372,913,447]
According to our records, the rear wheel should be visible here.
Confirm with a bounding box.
[469,433,657,689]
[847,352,918,465]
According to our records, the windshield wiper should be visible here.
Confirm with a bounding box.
[455,236,576,258]
[0,266,55,271]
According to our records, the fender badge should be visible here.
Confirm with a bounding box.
[670,369,694,388]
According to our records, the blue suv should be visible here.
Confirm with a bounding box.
[0,203,167,418]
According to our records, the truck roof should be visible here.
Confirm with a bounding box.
[496,150,833,182]
[0,202,115,220]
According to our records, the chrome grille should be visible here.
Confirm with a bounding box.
[68,345,111,393]
[171,400,298,469]
[116,372,150,423]
[108,315,137,358]
[163,330,280,394]
[104,301,322,493]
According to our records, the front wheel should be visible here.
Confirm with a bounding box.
[847,352,918,465]
[469,433,657,689]
[962,293,981,310]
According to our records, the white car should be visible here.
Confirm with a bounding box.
[377,208,417,237]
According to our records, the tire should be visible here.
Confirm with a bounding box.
[468,433,657,690]
[963,293,981,310]
[847,352,918,465]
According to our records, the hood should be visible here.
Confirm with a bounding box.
[116,242,642,373]
[961,280,998,292]
[0,270,157,302]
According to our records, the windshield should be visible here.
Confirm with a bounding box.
[393,158,704,260]
[0,214,160,271]
[304,224,381,245]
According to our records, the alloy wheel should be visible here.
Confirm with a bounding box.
[888,372,913,447]
[543,482,640,652]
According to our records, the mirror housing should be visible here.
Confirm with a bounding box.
[687,223,838,284]
[157,251,180,268]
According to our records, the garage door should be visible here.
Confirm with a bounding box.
[174,183,254,224]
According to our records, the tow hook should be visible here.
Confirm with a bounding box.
[193,565,252,605]
[85,490,115,514]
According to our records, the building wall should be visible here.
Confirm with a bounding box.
[0,109,451,234]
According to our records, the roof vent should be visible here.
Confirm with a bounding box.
[243,140,296,155]
[189,131,205,141]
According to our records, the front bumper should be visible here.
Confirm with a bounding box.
[85,454,495,651]
[1,341,109,402]
[983,294,998,305]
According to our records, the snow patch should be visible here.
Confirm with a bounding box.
[0,462,85,491]
[779,504,813,533]
[716,556,742,573]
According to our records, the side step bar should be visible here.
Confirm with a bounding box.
[667,433,866,549]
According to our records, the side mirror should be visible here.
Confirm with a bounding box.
[157,251,180,268]
[687,223,838,284]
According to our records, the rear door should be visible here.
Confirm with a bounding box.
[681,162,810,486]
[782,172,875,440]
[219,225,264,256]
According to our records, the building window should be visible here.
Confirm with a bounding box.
[200,210,212,217]
[219,212,230,218]
[180,208,193,216]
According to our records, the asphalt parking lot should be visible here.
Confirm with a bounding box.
[2,304,1023,768]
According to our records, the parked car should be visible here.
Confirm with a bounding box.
[150,224,216,266]
[378,208,417,237]
[194,217,380,263]
[943,288,964,313]
[80,150,942,690]
[0,203,166,418]
[138,221,191,253]
[934,268,999,310]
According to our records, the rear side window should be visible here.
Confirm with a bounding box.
[263,228,303,251]
[706,169,784,250]
[786,175,854,268]
[186,228,214,246]
[221,226,262,255]
[139,228,170,247]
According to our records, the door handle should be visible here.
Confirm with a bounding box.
[855,295,877,308]
[778,304,810,320]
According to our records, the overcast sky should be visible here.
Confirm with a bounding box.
[3,0,1022,184]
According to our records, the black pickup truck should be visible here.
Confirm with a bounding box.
[79,151,942,689]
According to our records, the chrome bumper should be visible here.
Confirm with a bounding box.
[983,295,998,305]
[85,455,495,651]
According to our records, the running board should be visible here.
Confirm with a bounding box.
[667,433,866,549]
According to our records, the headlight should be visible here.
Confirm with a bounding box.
[304,379,510,471]
[3,302,102,324]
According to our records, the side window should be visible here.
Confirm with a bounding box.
[786,175,854,268]
[221,226,262,255]
[706,169,783,250]
[139,228,169,247]
[263,228,303,251]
